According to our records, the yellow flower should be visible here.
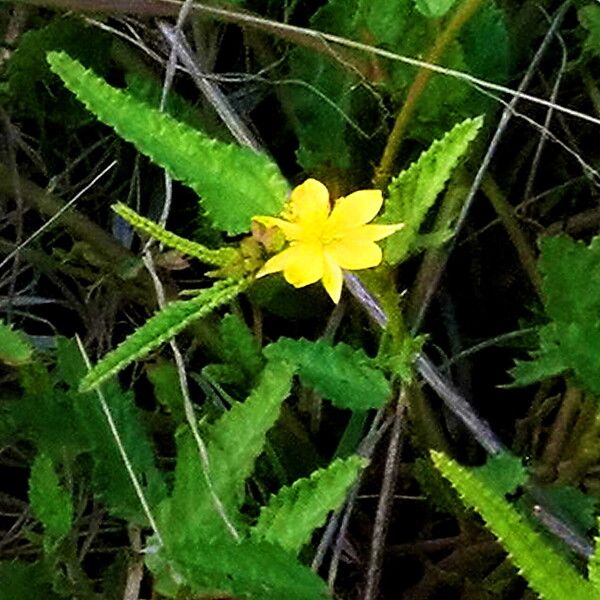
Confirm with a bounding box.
[252,178,403,303]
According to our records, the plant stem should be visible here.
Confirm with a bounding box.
[539,384,582,478]
[373,0,485,188]
[480,174,543,297]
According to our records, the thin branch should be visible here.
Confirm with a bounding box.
[409,0,572,331]
[362,395,406,600]
[373,0,485,188]
[76,336,163,545]
[20,0,600,127]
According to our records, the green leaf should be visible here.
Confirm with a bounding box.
[160,360,295,543]
[540,236,600,323]
[6,16,111,123]
[510,324,568,387]
[0,321,33,366]
[286,0,361,172]
[11,340,165,522]
[579,5,600,59]
[358,0,412,47]
[253,455,366,554]
[264,337,391,410]
[148,538,328,600]
[380,116,483,265]
[47,51,289,234]
[534,486,597,538]
[28,453,73,539]
[218,313,264,381]
[124,71,206,131]
[287,51,355,172]
[0,561,61,600]
[510,235,600,394]
[112,203,238,267]
[146,360,185,421]
[75,382,167,521]
[461,2,510,84]
[79,278,248,392]
[55,336,87,390]
[206,359,295,517]
[414,0,459,18]
[14,363,89,461]
[432,451,596,600]
[474,452,527,496]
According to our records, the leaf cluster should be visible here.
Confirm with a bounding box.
[511,235,600,395]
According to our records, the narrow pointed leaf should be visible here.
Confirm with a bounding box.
[160,360,295,543]
[113,203,238,267]
[47,51,289,234]
[432,451,597,600]
[79,278,248,392]
[380,116,483,265]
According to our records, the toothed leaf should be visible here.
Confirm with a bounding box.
[47,51,289,234]
[432,451,595,600]
[112,203,237,267]
[264,337,391,410]
[218,313,264,381]
[253,455,366,554]
[80,279,248,392]
[511,235,600,394]
[380,117,483,265]
[160,360,294,543]
[148,537,328,600]
[0,321,33,366]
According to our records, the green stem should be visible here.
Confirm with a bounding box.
[406,169,470,328]
[480,174,543,297]
[373,0,485,188]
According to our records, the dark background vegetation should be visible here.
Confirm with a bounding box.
[1,0,599,598]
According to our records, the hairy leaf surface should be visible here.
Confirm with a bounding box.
[113,203,238,267]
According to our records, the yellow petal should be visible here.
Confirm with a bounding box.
[326,239,382,270]
[351,222,404,242]
[327,189,383,231]
[281,242,324,288]
[256,246,297,278]
[288,179,330,227]
[322,253,343,303]
[252,216,302,240]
